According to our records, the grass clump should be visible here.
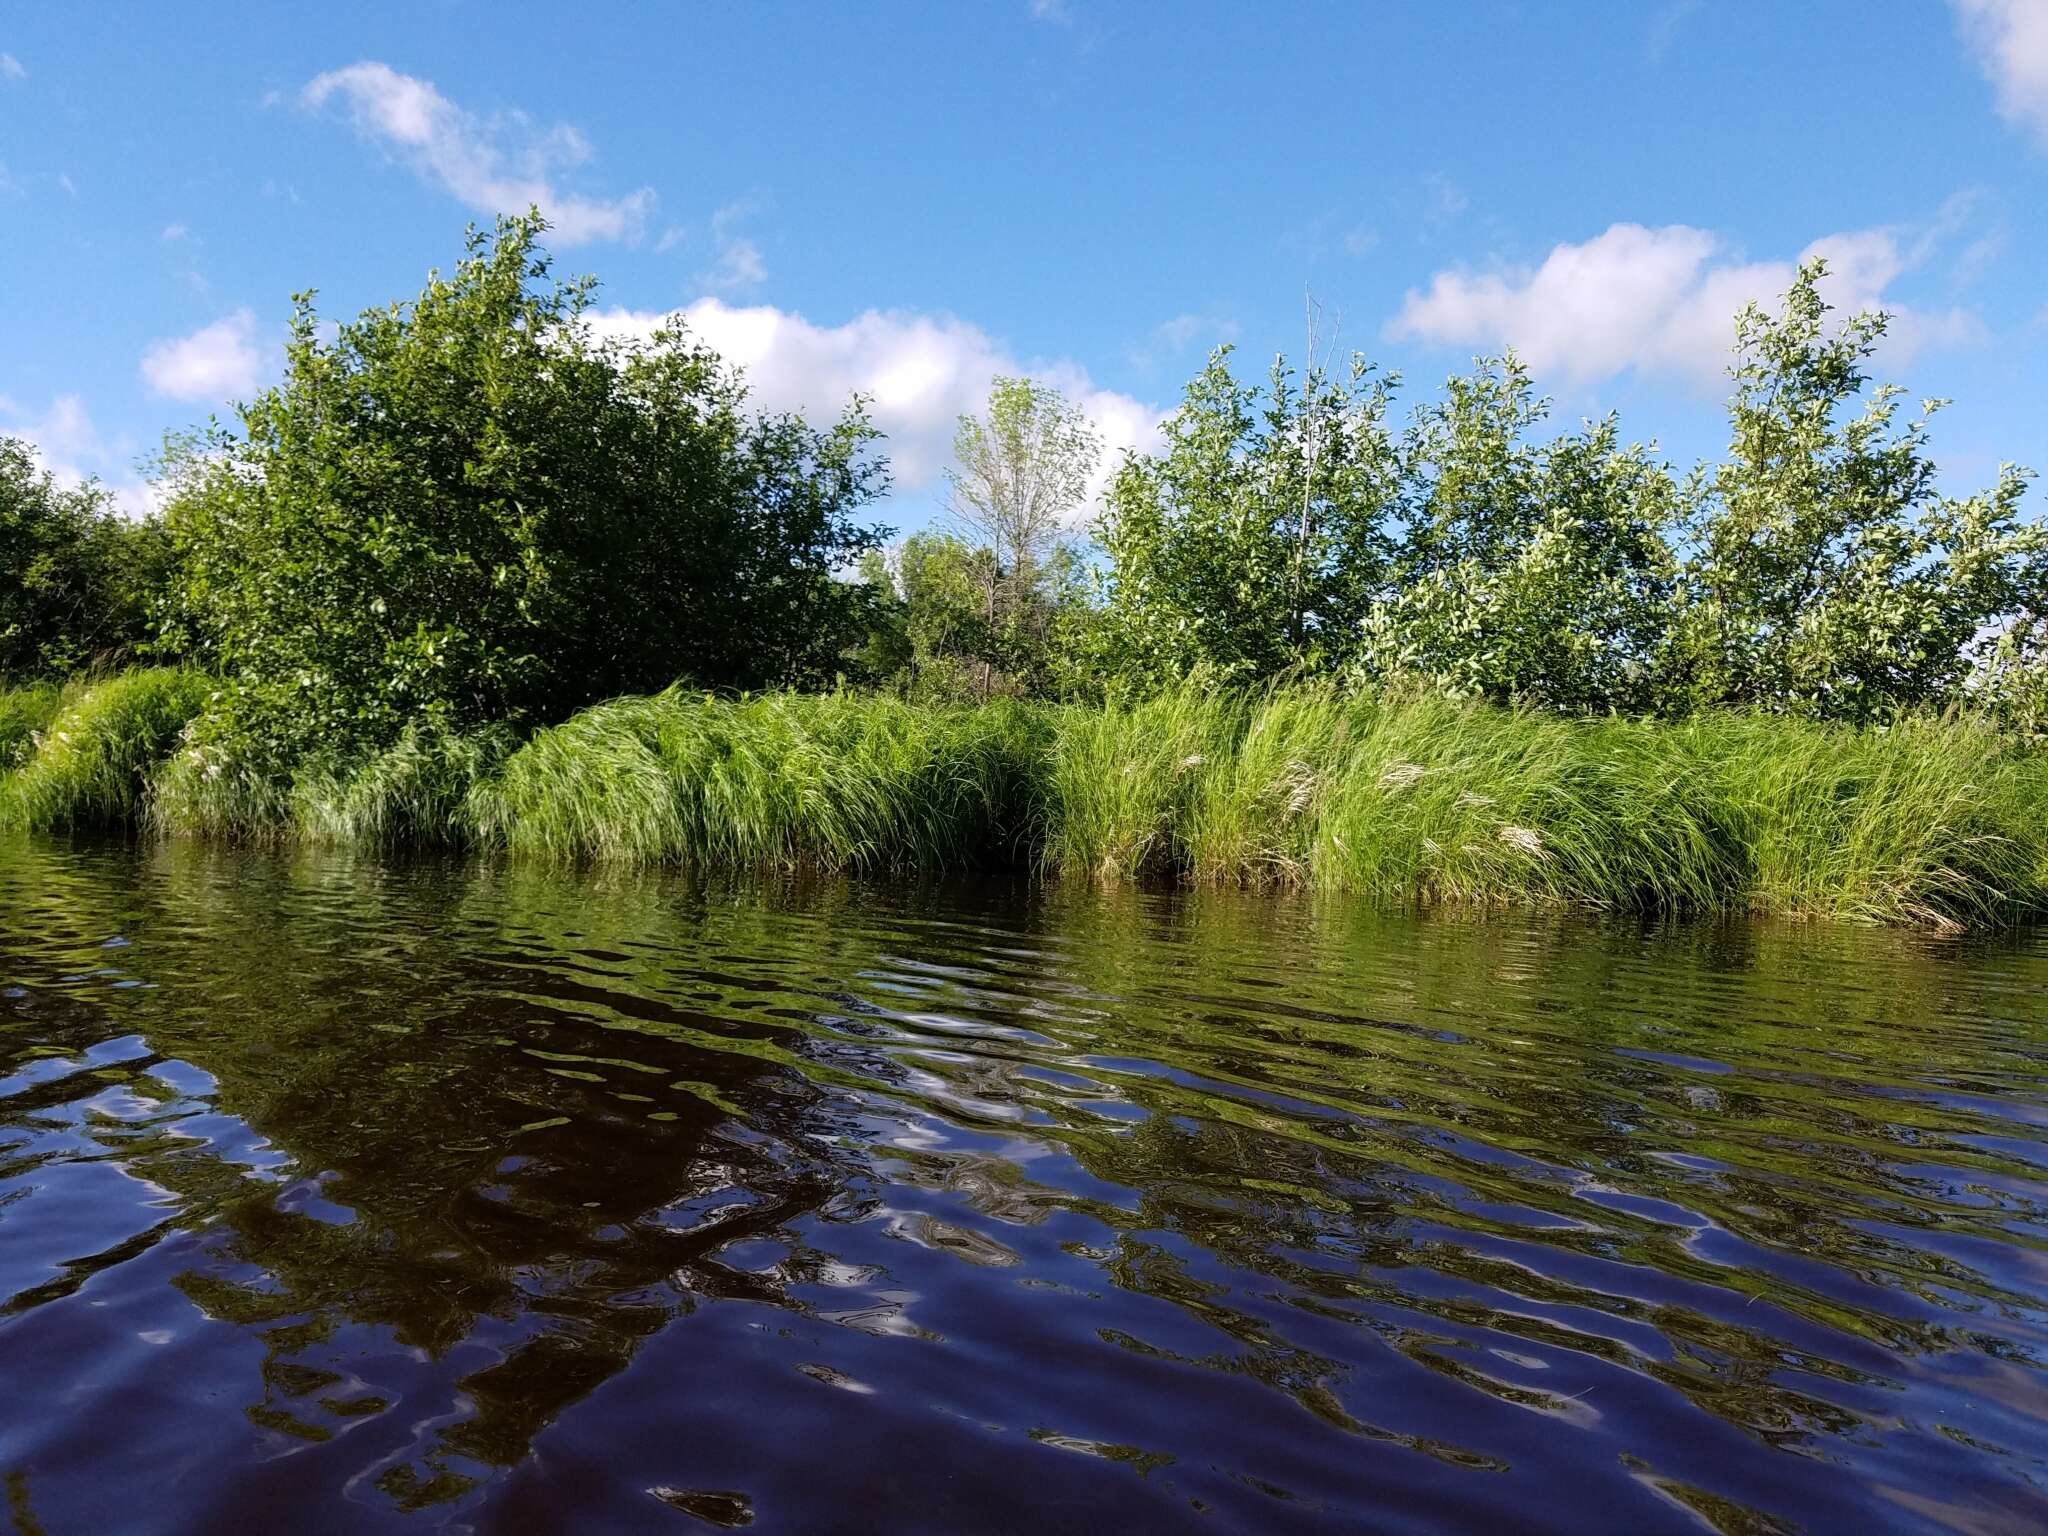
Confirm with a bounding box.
[0,681,63,771]
[10,665,2048,930]
[470,688,1047,870]
[1042,687,1246,880]
[149,697,512,848]
[1,668,209,831]
[1039,682,2048,927]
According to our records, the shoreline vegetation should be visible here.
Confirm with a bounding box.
[5,669,2046,930]
[5,214,2047,930]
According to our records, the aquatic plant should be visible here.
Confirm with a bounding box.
[10,664,2046,928]
[468,688,1046,870]
[0,681,63,772]
[0,668,209,831]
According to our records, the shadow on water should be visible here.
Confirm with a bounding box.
[1,837,2046,1533]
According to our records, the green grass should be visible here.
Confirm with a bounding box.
[0,681,64,772]
[1038,684,2048,928]
[0,668,210,831]
[468,687,1045,869]
[9,668,2046,928]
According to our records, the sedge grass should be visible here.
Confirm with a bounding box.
[1,668,209,831]
[469,688,1047,870]
[0,681,63,772]
[10,667,2045,929]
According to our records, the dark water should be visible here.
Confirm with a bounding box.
[3,843,2047,1534]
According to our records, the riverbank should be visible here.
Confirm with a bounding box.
[5,669,2046,929]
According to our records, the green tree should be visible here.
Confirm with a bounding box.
[1670,260,2046,722]
[1085,348,1399,690]
[855,531,1055,702]
[945,377,1102,697]
[0,437,168,680]
[158,212,888,753]
[1359,358,1683,713]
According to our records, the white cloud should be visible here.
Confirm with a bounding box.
[161,222,189,243]
[585,300,1161,508]
[1029,0,1073,24]
[696,198,768,292]
[0,395,157,518]
[1953,0,2048,146]
[1127,312,1240,373]
[1387,220,1978,388]
[300,61,654,244]
[700,237,766,292]
[0,52,24,81]
[139,309,263,402]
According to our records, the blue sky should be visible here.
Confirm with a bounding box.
[2,1,2044,531]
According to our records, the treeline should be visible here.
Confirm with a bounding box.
[4,213,2048,924]
[6,214,2046,743]
[864,284,2046,733]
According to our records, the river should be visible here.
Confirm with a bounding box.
[2,839,2045,1533]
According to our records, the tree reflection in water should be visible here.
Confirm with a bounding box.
[2,841,2046,1533]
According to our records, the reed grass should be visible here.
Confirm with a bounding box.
[0,668,209,831]
[468,687,1047,869]
[9,668,2045,928]
[0,681,63,772]
[1039,684,2048,928]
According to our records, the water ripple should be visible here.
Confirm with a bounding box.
[0,840,2045,1532]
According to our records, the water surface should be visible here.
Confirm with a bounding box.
[2,839,2046,1533]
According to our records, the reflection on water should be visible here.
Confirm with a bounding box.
[1,839,2046,1533]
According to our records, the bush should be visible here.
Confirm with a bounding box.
[157,213,887,758]
[1,437,170,680]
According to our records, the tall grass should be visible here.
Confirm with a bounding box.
[1040,683,2048,928]
[469,688,1047,869]
[8,668,2045,928]
[0,681,63,772]
[149,712,512,847]
[0,668,209,831]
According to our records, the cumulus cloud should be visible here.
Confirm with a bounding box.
[301,61,654,244]
[1387,221,1977,388]
[585,300,1161,507]
[1,52,24,80]
[1953,0,2048,146]
[139,309,264,402]
[0,394,156,518]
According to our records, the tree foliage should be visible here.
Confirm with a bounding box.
[0,438,168,681]
[1084,350,1400,690]
[1667,266,2045,722]
[1361,360,1682,714]
[1083,261,2043,724]
[158,213,887,752]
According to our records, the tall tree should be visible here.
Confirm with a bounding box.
[157,212,888,752]
[1085,348,1399,690]
[944,376,1102,696]
[1360,357,1683,713]
[1669,260,2046,722]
